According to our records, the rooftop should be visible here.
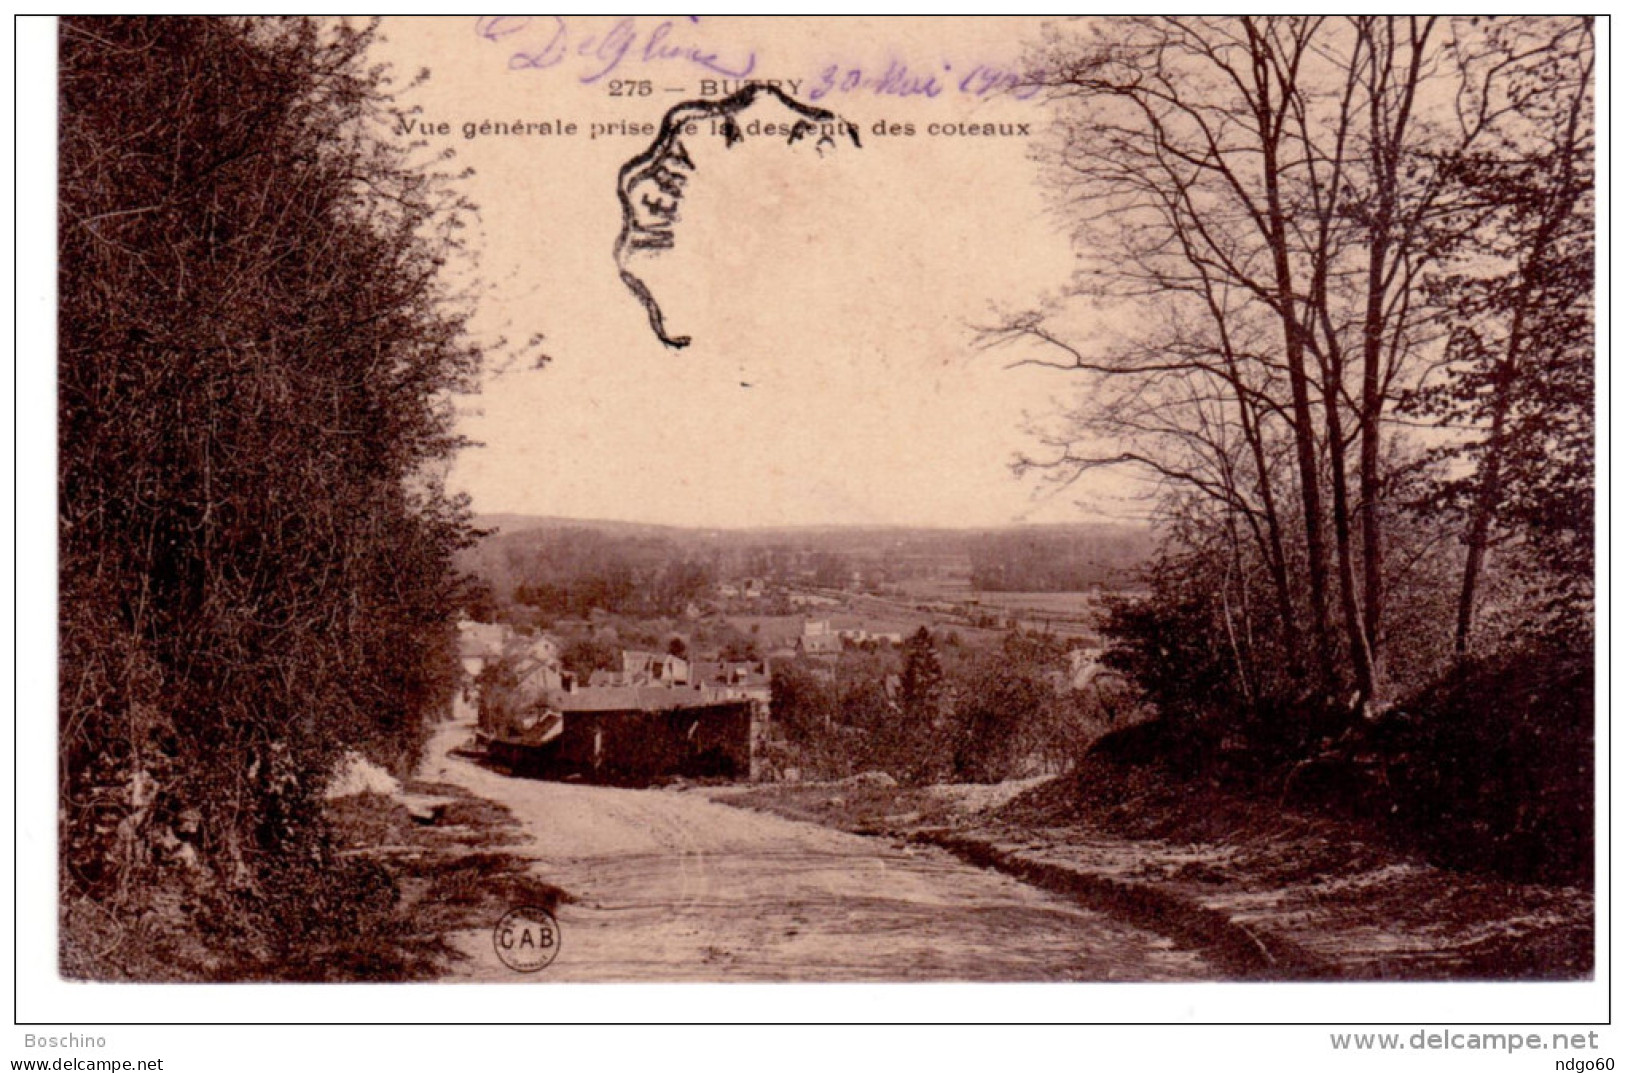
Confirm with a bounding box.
[549,685,751,713]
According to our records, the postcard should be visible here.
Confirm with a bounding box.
[28,14,1604,1040]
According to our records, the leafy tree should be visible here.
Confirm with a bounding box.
[459,579,502,623]
[769,659,846,780]
[719,636,762,662]
[952,654,1049,782]
[899,627,947,724]
[58,16,481,963]
[810,552,853,589]
[1406,18,1595,652]
[560,635,621,679]
[1102,559,1238,725]
[474,657,524,737]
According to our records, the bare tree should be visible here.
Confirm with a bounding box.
[996,16,1578,714]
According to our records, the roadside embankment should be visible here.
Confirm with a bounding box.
[715,758,1593,981]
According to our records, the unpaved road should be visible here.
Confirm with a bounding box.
[422,721,1213,982]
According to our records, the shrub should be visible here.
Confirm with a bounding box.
[1382,649,1593,884]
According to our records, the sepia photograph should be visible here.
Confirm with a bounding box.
[31,13,1603,1032]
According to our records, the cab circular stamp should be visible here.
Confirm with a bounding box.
[493,905,562,972]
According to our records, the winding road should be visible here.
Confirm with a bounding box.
[422,721,1214,982]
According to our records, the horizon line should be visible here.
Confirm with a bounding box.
[469,510,1155,533]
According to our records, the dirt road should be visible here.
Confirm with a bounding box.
[423,721,1214,982]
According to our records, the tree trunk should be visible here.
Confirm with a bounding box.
[1249,423,1303,678]
[1322,348,1378,710]
[1455,303,1525,657]
[1351,15,1428,708]
[1250,25,1336,694]
[1218,304,1303,680]
[1358,269,1388,694]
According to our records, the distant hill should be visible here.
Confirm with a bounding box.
[472,513,1150,543]
[459,514,1154,602]
[967,527,1149,592]
[471,513,686,538]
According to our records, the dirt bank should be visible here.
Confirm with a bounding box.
[717,763,1593,981]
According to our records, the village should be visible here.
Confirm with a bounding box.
[455,583,1110,787]
[441,517,1140,787]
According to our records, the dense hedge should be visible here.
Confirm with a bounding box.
[59,17,478,964]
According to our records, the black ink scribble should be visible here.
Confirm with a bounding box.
[614,83,861,349]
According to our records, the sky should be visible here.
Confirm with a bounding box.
[375,17,1128,528]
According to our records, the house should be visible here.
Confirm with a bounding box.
[473,646,574,732]
[513,657,568,697]
[796,632,843,657]
[527,632,563,665]
[689,660,773,705]
[458,621,575,724]
[456,620,514,721]
[486,684,762,784]
[795,619,844,657]
[457,622,566,679]
[835,627,904,647]
[621,649,690,686]
[457,620,511,678]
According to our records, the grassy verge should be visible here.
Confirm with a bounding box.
[61,778,565,983]
[310,777,568,982]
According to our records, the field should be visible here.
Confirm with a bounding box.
[963,591,1102,616]
[721,615,806,650]
[893,579,1124,614]
[886,579,1126,636]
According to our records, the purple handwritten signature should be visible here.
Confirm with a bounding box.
[475,16,755,85]
[473,17,1041,101]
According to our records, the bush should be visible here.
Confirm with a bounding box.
[1090,648,1593,887]
[1381,649,1593,884]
